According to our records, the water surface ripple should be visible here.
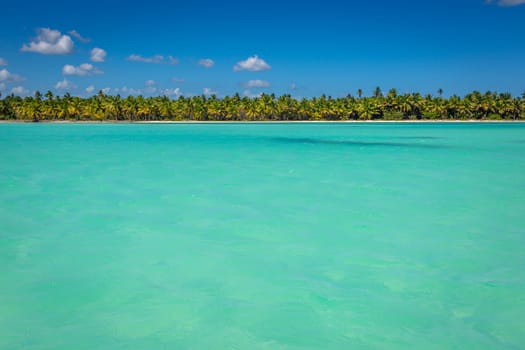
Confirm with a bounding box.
[1,122,524,349]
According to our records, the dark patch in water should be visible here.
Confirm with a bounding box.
[390,136,443,140]
[270,137,449,149]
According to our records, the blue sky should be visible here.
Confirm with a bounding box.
[1,0,524,98]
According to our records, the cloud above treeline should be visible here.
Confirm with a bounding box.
[21,28,74,55]
[234,55,271,72]
[62,63,103,76]
[0,57,7,66]
[241,80,271,88]
[486,0,525,6]
[203,87,217,96]
[68,30,91,43]
[11,86,29,95]
[0,69,24,82]
[90,48,106,62]
[107,85,182,97]
[55,79,77,90]
[198,58,215,68]
[127,54,179,65]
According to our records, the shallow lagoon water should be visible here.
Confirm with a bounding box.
[1,122,524,349]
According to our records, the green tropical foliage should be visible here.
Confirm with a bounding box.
[1,89,524,121]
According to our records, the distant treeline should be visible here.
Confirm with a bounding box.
[1,88,524,121]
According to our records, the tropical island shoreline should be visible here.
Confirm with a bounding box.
[1,119,524,124]
[1,90,523,122]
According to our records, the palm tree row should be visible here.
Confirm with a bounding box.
[1,89,524,121]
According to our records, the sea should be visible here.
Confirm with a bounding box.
[1,122,524,349]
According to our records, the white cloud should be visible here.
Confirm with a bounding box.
[290,83,297,90]
[90,47,106,62]
[0,69,24,82]
[55,79,77,90]
[241,79,270,88]
[11,86,29,95]
[0,57,7,66]
[144,83,157,93]
[198,58,215,68]
[0,83,5,91]
[119,86,145,95]
[85,85,95,94]
[243,90,262,98]
[0,69,12,81]
[68,30,91,43]
[487,0,525,5]
[203,87,217,96]
[168,56,179,65]
[234,55,271,72]
[161,88,182,97]
[127,54,164,64]
[120,86,141,95]
[101,87,111,94]
[21,28,74,55]
[104,85,182,97]
[62,63,102,76]
[127,54,179,65]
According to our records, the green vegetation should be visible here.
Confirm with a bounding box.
[1,88,524,121]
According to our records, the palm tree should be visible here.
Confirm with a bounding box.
[1,89,523,122]
[373,86,383,99]
[357,98,379,120]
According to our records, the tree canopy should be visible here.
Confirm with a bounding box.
[1,89,524,122]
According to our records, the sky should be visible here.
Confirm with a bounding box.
[0,0,524,98]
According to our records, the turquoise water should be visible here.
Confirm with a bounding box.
[1,122,524,349]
